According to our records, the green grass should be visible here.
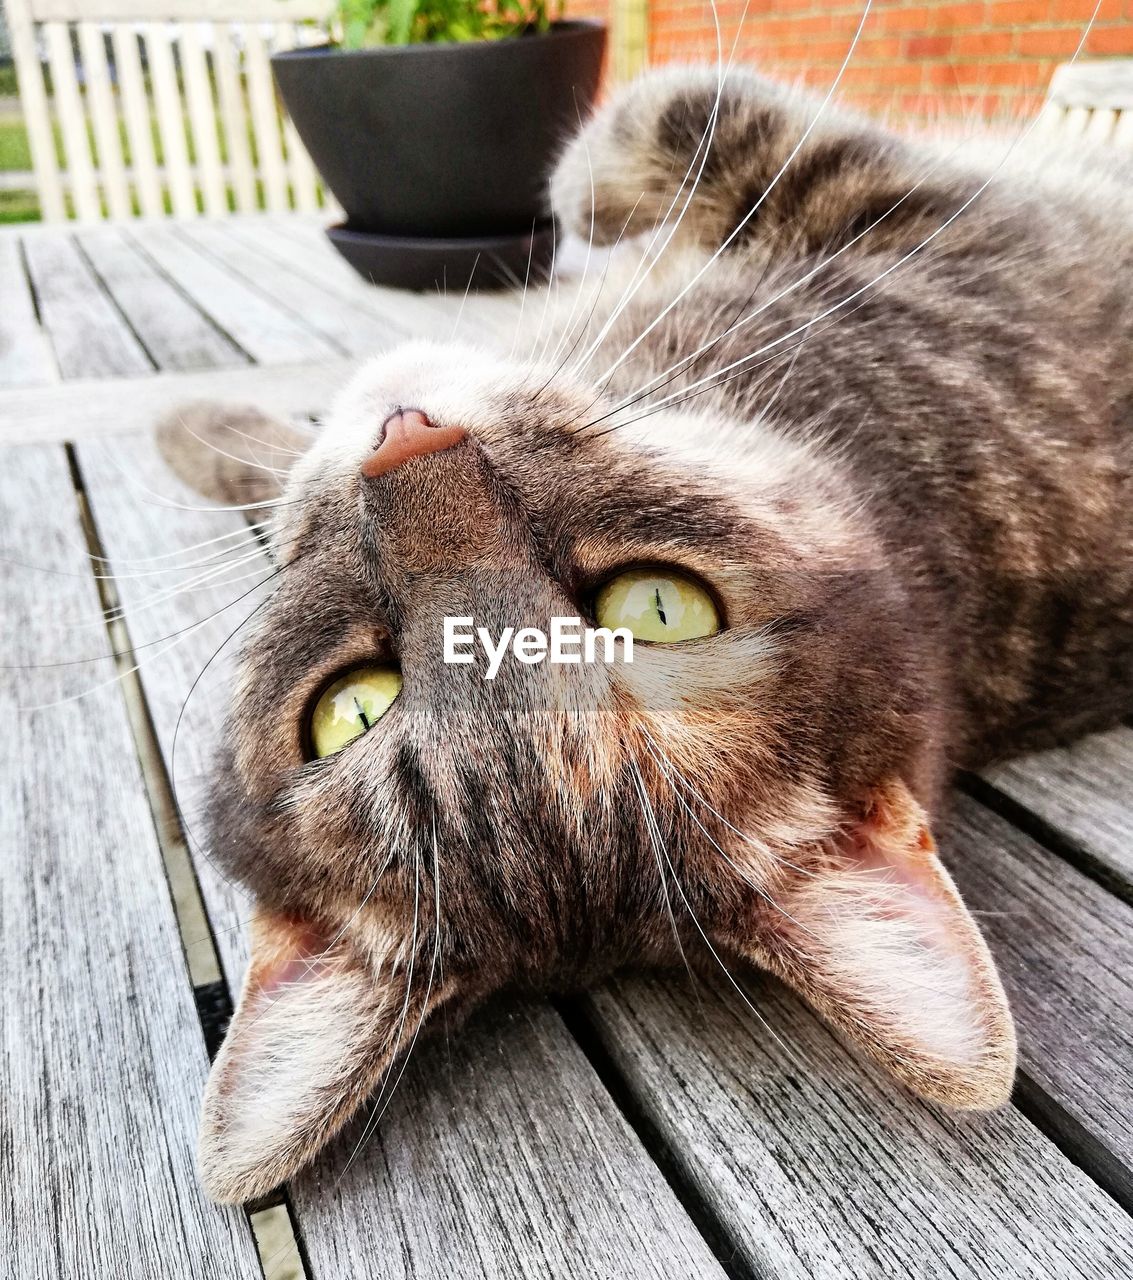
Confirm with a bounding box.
[0,114,39,223]
[0,115,34,171]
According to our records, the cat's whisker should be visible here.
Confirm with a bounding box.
[632,757,804,1066]
[529,214,561,365]
[336,820,442,1185]
[80,521,269,568]
[577,150,966,431]
[629,759,698,994]
[533,209,645,401]
[585,0,874,392]
[507,222,540,361]
[18,569,276,712]
[448,253,482,343]
[567,0,730,378]
[168,569,289,878]
[641,736,819,938]
[4,561,275,676]
[175,415,292,480]
[645,740,820,881]
[603,4,1104,425]
[540,122,599,376]
[0,531,259,584]
[29,550,271,646]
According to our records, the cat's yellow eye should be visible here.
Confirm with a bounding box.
[595,569,721,643]
[309,666,402,759]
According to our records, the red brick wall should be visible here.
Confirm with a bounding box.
[646,0,1133,123]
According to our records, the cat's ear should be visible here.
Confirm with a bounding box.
[724,779,1016,1108]
[156,401,310,510]
[198,909,451,1204]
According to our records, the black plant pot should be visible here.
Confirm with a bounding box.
[271,21,606,291]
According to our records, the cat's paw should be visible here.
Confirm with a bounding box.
[550,65,898,256]
[549,66,800,250]
[155,401,307,510]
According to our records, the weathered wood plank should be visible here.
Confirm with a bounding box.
[297,1001,727,1280]
[131,223,339,364]
[0,444,261,1277]
[947,794,1133,1194]
[0,357,361,447]
[22,231,153,379]
[77,432,270,985]
[0,235,58,388]
[79,434,727,1277]
[181,220,403,355]
[983,727,1133,893]
[76,225,249,373]
[580,791,1133,1277]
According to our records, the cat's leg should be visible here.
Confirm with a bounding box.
[155,402,310,510]
[550,66,958,259]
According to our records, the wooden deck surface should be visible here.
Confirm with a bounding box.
[1,215,1131,1280]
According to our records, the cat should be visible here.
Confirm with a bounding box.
[156,66,1133,1204]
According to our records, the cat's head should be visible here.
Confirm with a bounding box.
[170,340,1014,1204]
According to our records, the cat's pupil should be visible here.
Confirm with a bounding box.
[654,587,668,626]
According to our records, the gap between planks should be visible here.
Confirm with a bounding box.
[64,444,313,1280]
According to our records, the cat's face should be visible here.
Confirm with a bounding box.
[196,341,1015,1203]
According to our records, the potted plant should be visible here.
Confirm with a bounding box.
[272,0,606,290]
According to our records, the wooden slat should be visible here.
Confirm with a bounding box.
[44,21,101,221]
[77,22,132,220]
[948,796,1133,1192]
[295,1001,728,1279]
[0,236,59,387]
[131,222,339,362]
[1084,106,1118,144]
[983,727,1133,892]
[586,973,1131,1275]
[244,26,289,213]
[1114,110,1133,147]
[22,231,153,379]
[111,25,165,219]
[77,225,248,372]
[0,444,262,1276]
[1062,104,1091,138]
[180,24,228,218]
[6,0,66,221]
[212,26,257,214]
[144,22,197,218]
[0,356,361,446]
[181,220,403,354]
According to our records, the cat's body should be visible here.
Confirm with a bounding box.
[158,68,1133,1203]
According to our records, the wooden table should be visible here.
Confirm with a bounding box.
[2,215,1131,1280]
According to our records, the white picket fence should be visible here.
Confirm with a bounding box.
[3,0,337,221]
[1034,59,1133,145]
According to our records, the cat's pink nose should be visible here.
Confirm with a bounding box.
[361,408,467,479]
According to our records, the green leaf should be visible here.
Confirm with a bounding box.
[387,0,419,43]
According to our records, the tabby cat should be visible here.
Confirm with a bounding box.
[158,67,1133,1203]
